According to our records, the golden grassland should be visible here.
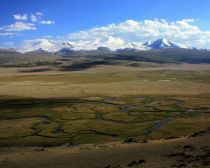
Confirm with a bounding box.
[0,69,210,98]
[0,63,210,146]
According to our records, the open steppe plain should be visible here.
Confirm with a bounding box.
[0,54,210,167]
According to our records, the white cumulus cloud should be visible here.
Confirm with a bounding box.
[13,14,28,21]
[35,12,44,16]
[68,19,210,48]
[40,20,55,25]
[0,12,55,36]
[4,22,36,32]
[31,12,44,22]
[0,32,15,36]
[31,14,38,22]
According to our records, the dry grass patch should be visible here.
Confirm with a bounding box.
[0,117,44,139]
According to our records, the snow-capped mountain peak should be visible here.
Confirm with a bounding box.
[17,37,190,53]
[18,39,74,53]
[143,38,188,49]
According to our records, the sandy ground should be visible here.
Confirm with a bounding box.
[0,132,210,168]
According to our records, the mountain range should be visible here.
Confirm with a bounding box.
[0,38,206,55]
[0,39,210,64]
[15,38,193,53]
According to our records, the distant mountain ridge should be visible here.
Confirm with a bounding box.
[2,38,203,54]
[0,48,19,54]
[1,44,210,64]
[19,38,191,53]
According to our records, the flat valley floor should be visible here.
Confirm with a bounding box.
[0,55,210,167]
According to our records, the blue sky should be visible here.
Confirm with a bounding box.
[1,0,210,49]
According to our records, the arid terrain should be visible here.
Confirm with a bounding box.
[0,53,210,167]
[1,132,210,168]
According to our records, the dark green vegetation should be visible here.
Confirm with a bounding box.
[0,95,210,147]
